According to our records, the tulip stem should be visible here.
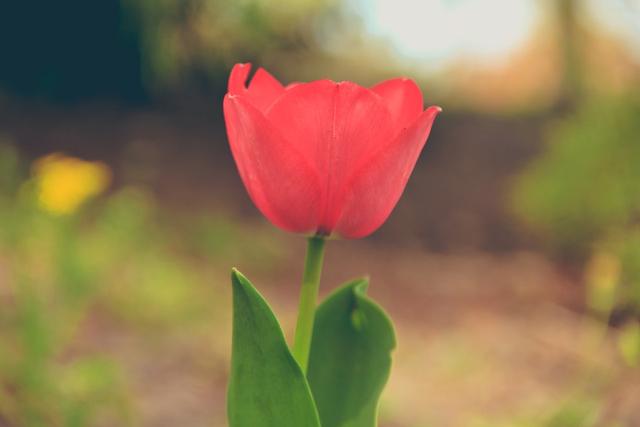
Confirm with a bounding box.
[292,235,326,374]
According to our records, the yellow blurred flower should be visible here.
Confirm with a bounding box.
[585,251,621,316]
[585,252,621,290]
[33,153,111,215]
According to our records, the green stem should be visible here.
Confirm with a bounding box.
[292,236,326,373]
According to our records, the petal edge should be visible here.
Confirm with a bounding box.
[371,78,424,134]
[334,106,441,238]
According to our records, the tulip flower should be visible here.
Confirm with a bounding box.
[224,64,442,427]
[223,63,440,239]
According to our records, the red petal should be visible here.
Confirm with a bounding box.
[371,78,423,134]
[334,106,441,239]
[224,94,322,233]
[247,67,285,111]
[227,63,285,112]
[228,63,251,95]
[266,80,396,233]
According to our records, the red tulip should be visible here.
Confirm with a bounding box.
[223,63,441,239]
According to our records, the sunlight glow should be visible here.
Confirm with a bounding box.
[587,0,640,59]
[354,0,539,66]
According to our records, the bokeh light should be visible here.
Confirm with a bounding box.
[355,0,540,66]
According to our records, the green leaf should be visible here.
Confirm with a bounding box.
[307,279,396,427]
[228,269,321,427]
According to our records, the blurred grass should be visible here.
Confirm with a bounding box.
[0,143,284,426]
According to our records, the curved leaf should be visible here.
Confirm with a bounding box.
[307,279,396,427]
[228,269,321,427]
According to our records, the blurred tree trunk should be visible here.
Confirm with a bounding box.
[555,0,583,112]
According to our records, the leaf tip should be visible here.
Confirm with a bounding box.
[230,267,248,289]
[352,277,370,296]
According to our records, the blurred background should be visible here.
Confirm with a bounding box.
[0,0,639,426]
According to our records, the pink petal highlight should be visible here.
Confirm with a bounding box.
[224,94,322,233]
[335,106,441,238]
[371,78,424,134]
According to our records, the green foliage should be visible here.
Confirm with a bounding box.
[307,279,396,427]
[0,277,134,427]
[183,214,285,272]
[227,272,397,427]
[82,188,210,328]
[542,396,600,427]
[612,229,640,307]
[467,394,603,427]
[120,0,338,94]
[227,269,321,427]
[512,94,640,320]
[0,164,134,425]
[58,358,133,427]
[513,95,640,254]
[0,141,22,198]
[618,321,640,368]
